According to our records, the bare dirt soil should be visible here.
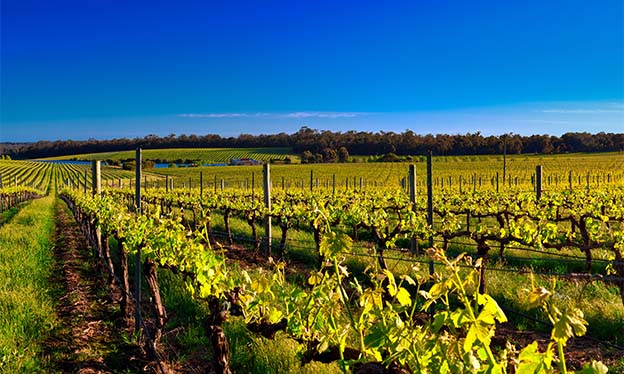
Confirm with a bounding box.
[43,201,145,373]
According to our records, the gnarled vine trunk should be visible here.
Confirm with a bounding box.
[143,258,166,343]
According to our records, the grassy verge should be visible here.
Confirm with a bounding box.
[0,195,57,373]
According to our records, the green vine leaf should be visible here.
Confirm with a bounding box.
[320,231,352,258]
[551,307,587,345]
[395,287,412,307]
[516,341,554,374]
[581,360,609,374]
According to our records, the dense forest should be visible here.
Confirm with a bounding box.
[1,127,622,160]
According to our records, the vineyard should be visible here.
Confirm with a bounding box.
[0,159,140,193]
[143,152,624,193]
[1,155,623,373]
[37,151,624,194]
[44,147,297,164]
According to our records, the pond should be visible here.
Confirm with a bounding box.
[154,163,228,168]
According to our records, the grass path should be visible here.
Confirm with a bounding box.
[0,195,56,372]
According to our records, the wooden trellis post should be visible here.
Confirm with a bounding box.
[263,164,272,256]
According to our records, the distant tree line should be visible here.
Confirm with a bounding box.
[1,127,622,160]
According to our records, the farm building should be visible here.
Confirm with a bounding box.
[230,158,263,166]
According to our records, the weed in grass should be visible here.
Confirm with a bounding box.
[0,206,20,225]
[177,325,208,347]
[158,270,204,327]
[610,358,624,374]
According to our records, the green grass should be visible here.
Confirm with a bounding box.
[0,195,57,373]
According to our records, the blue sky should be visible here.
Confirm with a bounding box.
[1,0,622,142]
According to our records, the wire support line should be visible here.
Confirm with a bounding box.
[281,232,614,263]
[335,251,624,282]
[223,235,624,273]
[277,241,623,281]
[209,230,262,244]
[426,238,614,262]
[273,234,619,266]
[499,306,624,351]
[383,246,620,266]
[199,221,616,263]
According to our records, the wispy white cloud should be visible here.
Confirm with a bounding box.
[537,102,624,114]
[518,119,574,125]
[607,102,624,109]
[177,113,270,118]
[177,111,371,119]
[278,111,368,118]
[540,109,622,114]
